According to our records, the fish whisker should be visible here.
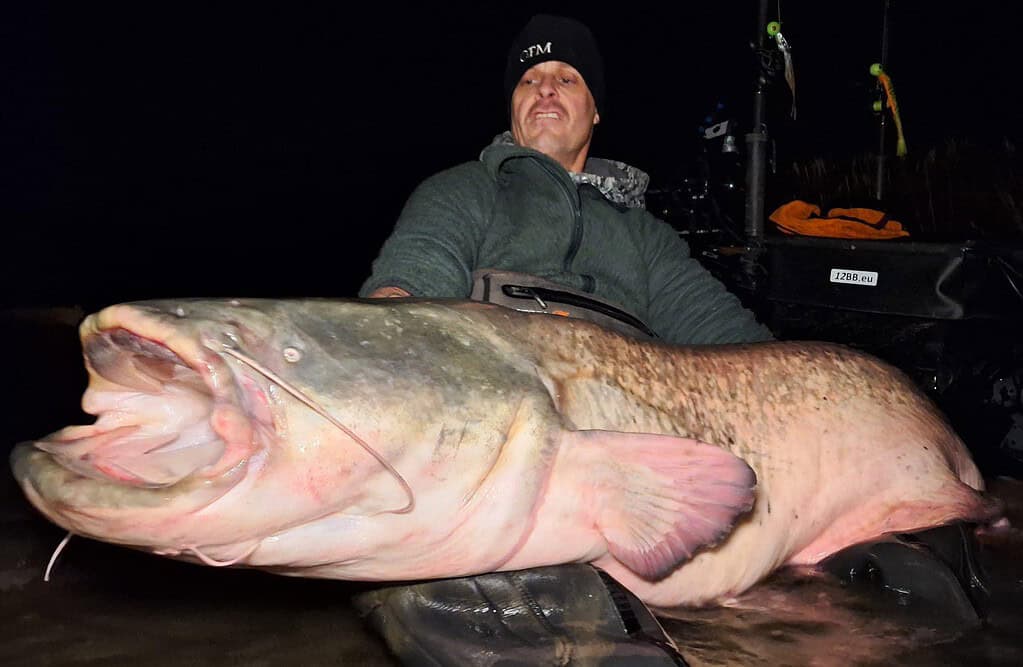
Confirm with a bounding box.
[185,542,259,567]
[220,346,416,514]
[44,532,73,582]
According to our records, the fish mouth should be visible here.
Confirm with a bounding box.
[11,440,246,516]
[18,306,266,512]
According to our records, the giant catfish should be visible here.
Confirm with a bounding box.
[10,298,1002,606]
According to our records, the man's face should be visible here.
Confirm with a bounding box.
[510,60,600,172]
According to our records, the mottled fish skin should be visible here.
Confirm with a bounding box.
[10,298,1000,607]
[488,306,994,605]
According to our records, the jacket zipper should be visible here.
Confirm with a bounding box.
[537,160,583,275]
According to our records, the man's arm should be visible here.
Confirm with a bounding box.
[641,217,773,345]
[359,163,493,299]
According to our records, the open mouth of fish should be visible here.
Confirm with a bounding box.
[11,311,265,512]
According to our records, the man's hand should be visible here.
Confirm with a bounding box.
[367,286,412,298]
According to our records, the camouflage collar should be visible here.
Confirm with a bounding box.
[484,131,650,209]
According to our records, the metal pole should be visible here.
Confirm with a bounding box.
[744,0,770,242]
[874,0,891,201]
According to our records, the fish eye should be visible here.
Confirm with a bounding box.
[283,347,302,363]
[221,330,240,348]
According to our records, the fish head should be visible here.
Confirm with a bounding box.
[10,298,414,562]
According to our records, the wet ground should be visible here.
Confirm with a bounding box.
[3,307,1023,666]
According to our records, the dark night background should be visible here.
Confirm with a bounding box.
[3,1,1020,308]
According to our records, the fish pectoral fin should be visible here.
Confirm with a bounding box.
[573,430,756,581]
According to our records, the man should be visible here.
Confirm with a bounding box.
[360,13,772,346]
[353,16,740,664]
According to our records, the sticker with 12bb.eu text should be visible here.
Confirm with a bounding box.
[829,268,878,286]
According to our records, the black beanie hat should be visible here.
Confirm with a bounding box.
[504,14,605,115]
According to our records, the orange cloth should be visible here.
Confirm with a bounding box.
[769,200,910,239]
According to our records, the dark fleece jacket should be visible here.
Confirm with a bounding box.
[360,138,772,345]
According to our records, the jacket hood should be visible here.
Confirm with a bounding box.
[481,131,650,209]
